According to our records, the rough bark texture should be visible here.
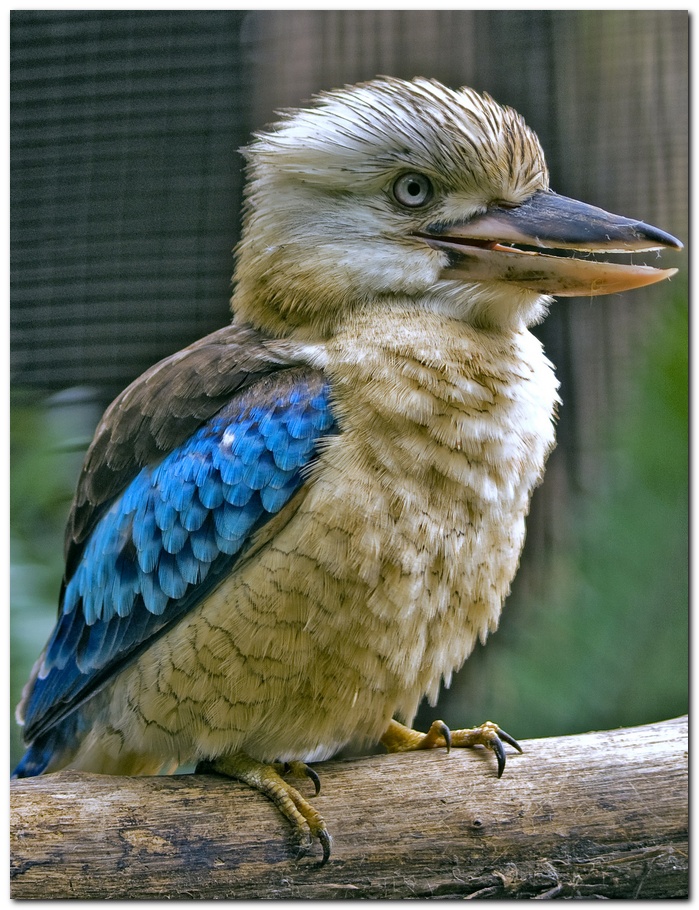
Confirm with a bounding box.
[10,716,687,899]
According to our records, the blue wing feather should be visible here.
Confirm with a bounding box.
[19,369,337,749]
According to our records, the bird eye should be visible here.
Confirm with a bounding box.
[392,173,433,208]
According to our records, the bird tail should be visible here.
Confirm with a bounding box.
[12,725,75,778]
[12,717,177,778]
[11,707,83,778]
[12,741,53,778]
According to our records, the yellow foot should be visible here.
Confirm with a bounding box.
[380,718,522,778]
[197,752,331,865]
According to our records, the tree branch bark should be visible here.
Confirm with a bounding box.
[10,716,687,899]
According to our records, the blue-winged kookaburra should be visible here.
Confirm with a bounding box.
[14,77,681,863]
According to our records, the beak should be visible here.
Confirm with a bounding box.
[421,190,682,296]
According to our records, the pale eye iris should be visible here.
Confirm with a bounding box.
[393,173,433,207]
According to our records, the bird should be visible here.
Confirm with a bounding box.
[14,76,681,863]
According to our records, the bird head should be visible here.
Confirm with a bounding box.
[232,77,681,336]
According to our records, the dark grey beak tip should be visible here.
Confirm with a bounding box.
[637,222,683,251]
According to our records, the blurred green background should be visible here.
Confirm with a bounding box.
[11,11,687,769]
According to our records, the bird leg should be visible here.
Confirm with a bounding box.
[197,752,331,865]
[380,718,522,778]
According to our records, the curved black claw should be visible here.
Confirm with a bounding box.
[437,720,452,753]
[317,829,332,867]
[490,728,522,778]
[491,736,507,779]
[283,760,322,796]
[496,727,523,755]
[305,766,322,797]
[292,827,332,867]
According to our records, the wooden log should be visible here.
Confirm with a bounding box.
[10,716,687,899]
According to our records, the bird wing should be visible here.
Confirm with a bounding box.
[64,323,303,575]
[19,328,337,743]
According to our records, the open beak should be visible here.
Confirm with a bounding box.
[421,189,682,296]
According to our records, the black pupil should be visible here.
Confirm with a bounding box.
[408,181,421,196]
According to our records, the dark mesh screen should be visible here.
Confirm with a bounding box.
[11,10,252,398]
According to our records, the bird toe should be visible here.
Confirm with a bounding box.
[450,720,523,777]
[381,718,521,777]
[204,751,331,864]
